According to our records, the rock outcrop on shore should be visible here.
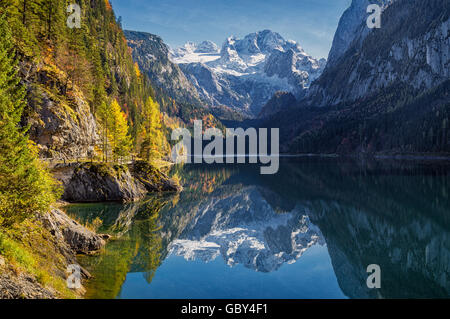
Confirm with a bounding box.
[61,163,148,203]
[0,208,108,299]
[53,161,181,203]
[132,161,183,193]
[40,208,107,255]
[0,270,56,299]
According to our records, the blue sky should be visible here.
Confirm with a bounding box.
[112,0,351,59]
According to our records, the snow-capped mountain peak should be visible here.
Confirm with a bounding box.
[196,40,220,53]
[171,40,221,64]
[171,30,326,116]
[177,40,220,54]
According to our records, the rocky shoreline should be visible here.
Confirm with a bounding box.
[52,161,182,203]
[0,207,108,299]
[0,160,182,299]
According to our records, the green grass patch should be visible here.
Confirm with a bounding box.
[0,221,78,299]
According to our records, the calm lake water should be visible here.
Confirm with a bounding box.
[65,157,450,299]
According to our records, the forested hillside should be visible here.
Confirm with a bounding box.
[0,0,182,298]
[264,80,450,154]
[1,0,171,162]
[124,30,223,129]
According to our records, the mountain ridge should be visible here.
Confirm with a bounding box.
[124,30,225,127]
[124,30,204,108]
[171,30,325,117]
[262,0,450,155]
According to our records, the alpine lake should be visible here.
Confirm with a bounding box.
[64,157,450,299]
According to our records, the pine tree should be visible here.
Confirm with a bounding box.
[0,14,60,227]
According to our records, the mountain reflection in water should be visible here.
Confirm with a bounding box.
[65,158,450,299]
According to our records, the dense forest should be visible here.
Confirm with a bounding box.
[263,80,450,155]
[0,0,187,225]
[2,0,175,159]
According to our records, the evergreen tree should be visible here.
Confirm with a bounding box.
[0,14,60,227]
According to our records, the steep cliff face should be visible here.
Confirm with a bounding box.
[327,0,395,64]
[327,0,372,65]
[124,30,203,107]
[263,0,449,154]
[309,0,449,106]
[21,60,99,160]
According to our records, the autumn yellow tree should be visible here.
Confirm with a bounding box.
[139,97,168,161]
[108,99,131,163]
[96,100,109,162]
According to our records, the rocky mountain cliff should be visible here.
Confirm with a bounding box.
[21,59,100,160]
[263,0,450,155]
[327,0,395,65]
[124,30,204,107]
[171,30,325,117]
[123,30,226,126]
[309,0,449,106]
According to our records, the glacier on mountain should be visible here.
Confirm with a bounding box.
[170,30,325,116]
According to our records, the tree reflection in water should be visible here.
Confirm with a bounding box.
[66,158,450,298]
